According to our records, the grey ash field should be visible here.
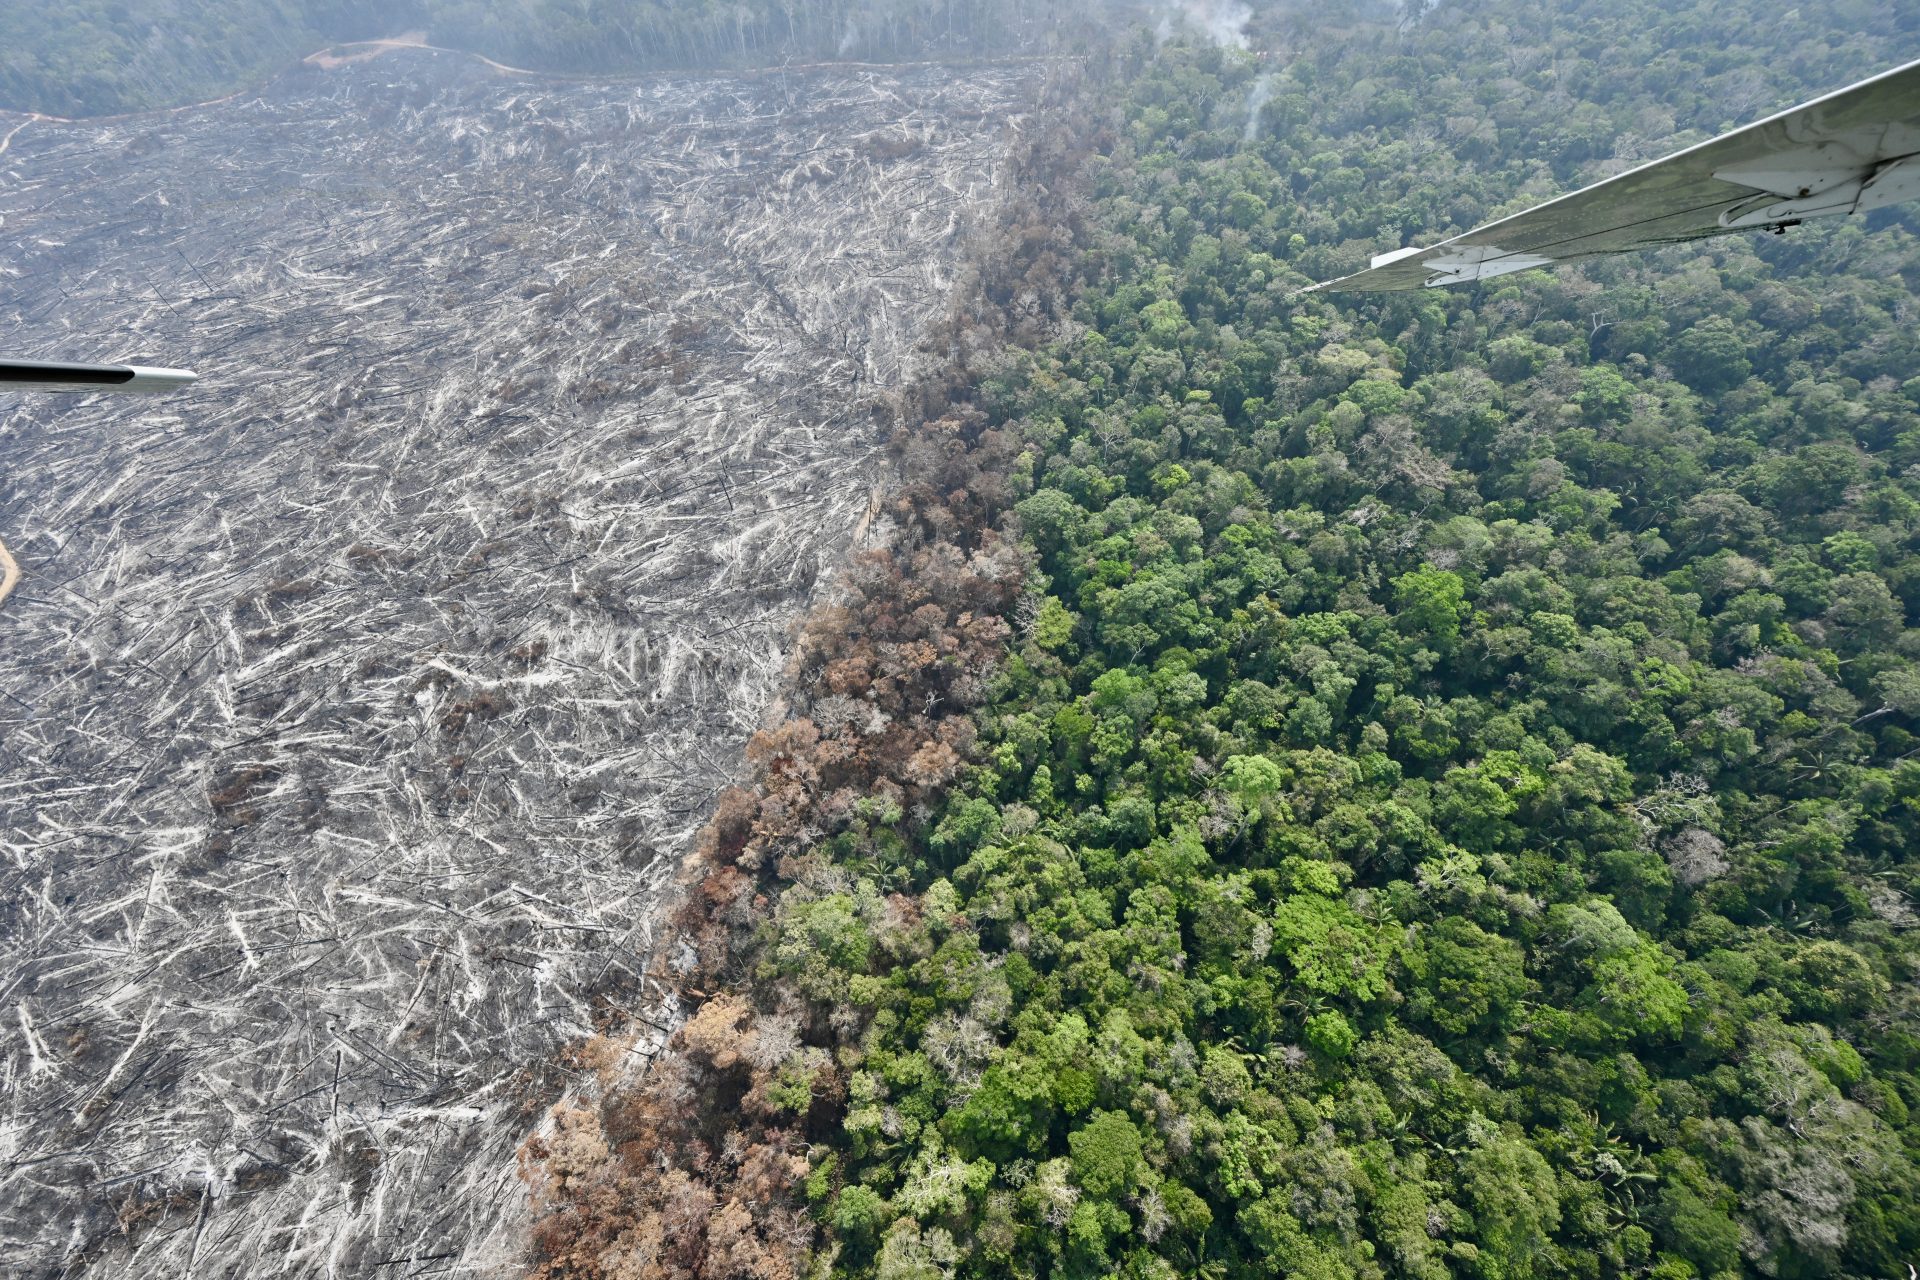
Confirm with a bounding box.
[0,50,1040,1276]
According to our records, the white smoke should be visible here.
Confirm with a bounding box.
[1157,0,1252,49]
[1243,71,1275,140]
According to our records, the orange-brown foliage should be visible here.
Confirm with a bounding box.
[520,77,1099,1280]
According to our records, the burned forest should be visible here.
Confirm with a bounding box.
[0,48,1048,1277]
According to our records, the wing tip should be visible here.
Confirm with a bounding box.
[125,365,200,392]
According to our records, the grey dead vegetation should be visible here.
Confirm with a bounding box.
[0,49,1041,1277]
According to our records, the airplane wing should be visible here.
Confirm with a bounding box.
[1,358,198,392]
[1311,56,1920,292]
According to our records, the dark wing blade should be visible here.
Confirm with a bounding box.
[0,358,199,392]
[1312,56,1920,292]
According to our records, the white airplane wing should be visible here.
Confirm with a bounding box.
[1311,56,1920,292]
[1,358,198,392]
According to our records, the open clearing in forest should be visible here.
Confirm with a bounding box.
[0,49,1040,1277]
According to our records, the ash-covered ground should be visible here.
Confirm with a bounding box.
[0,49,1040,1277]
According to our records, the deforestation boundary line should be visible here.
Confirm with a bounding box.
[1,34,1070,126]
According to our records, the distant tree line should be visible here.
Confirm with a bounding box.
[2,0,389,117]
[1,0,1097,117]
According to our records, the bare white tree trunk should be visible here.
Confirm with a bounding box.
[0,49,1044,1278]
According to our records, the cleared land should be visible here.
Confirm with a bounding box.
[0,49,1040,1277]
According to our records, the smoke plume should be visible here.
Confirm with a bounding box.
[1243,71,1275,139]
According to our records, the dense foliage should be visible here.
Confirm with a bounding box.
[527,4,1920,1279]
[514,2,1920,1280]
[805,19,1920,1280]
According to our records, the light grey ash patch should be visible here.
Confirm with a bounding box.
[0,50,1041,1278]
